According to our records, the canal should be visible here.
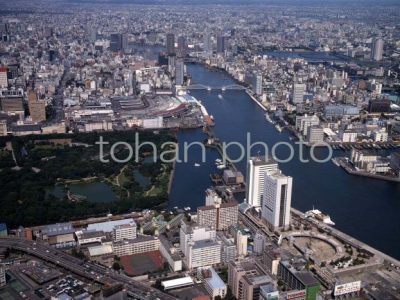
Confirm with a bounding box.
[169,63,400,260]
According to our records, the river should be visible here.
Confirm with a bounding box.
[169,63,400,260]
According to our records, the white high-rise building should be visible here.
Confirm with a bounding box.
[254,74,263,96]
[236,230,248,256]
[180,220,216,256]
[261,170,293,231]
[180,220,221,269]
[371,37,383,61]
[245,156,279,208]
[186,240,221,269]
[113,222,137,242]
[292,83,305,104]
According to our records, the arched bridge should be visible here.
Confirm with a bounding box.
[186,84,247,91]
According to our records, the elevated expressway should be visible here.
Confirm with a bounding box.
[0,237,177,300]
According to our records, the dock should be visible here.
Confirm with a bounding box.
[333,157,400,183]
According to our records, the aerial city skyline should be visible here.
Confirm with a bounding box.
[0,0,399,299]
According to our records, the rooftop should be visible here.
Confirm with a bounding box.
[204,267,226,290]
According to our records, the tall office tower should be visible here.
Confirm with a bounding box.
[292,83,305,104]
[261,170,293,231]
[0,22,9,35]
[217,35,225,54]
[0,67,8,88]
[168,54,176,74]
[245,156,278,208]
[110,33,122,52]
[177,36,187,57]
[166,33,175,55]
[175,60,184,85]
[203,33,212,54]
[49,49,56,62]
[121,33,128,52]
[113,222,137,242]
[371,37,383,61]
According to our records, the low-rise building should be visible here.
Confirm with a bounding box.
[186,239,221,269]
[306,125,324,145]
[76,230,106,246]
[112,235,159,257]
[228,259,270,300]
[277,260,320,300]
[42,222,76,248]
[339,130,357,143]
[159,235,182,272]
[113,222,137,242]
[198,267,227,300]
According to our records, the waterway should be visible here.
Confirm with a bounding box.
[48,182,118,203]
[169,63,400,260]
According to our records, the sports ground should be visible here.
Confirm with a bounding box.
[120,250,165,276]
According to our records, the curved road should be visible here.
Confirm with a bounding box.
[0,237,176,300]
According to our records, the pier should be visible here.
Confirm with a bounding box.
[333,157,400,183]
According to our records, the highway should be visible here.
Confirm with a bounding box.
[0,237,177,300]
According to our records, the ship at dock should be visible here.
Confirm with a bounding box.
[305,209,335,226]
[265,113,274,124]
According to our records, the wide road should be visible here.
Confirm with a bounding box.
[0,237,177,300]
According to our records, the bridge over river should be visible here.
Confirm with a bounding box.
[186,84,247,91]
